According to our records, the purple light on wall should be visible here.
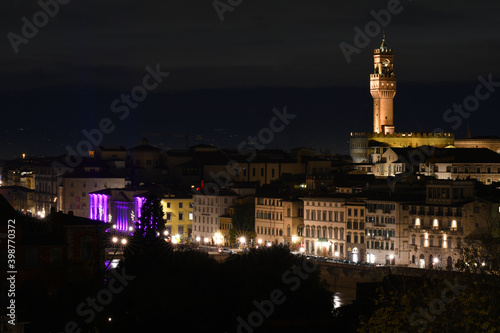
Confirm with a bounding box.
[89,194,94,219]
[136,197,145,219]
[97,195,101,221]
[104,194,108,223]
[89,194,100,220]
[88,194,110,223]
[115,201,130,232]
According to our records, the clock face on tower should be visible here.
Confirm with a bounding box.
[382,59,390,67]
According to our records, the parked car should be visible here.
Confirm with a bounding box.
[218,247,234,254]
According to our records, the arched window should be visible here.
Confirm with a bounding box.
[447,256,453,269]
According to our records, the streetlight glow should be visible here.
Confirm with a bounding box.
[258,238,263,245]
[214,232,223,245]
[121,238,127,245]
[239,237,246,244]
[112,236,118,243]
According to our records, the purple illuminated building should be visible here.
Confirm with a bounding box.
[89,189,148,233]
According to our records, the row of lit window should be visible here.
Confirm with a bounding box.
[193,226,215,233]
[193,215,215,224]
[346,233,364,244]
[411,218,461,229]
[305,210,345,222]
[305,226,344,240]
[166,212,193,221]
[194,197,235,205]
[411,235,461,249]
[194,206,218,214]
[256,198,282,206]
[347,220,365,230]
[163,202,193,209]
[305,201,343,207]
[256,226,283,236]
[69,182,119,188]
[256,211,283,220]
[366,229,395,238]
[367,241,394,250]
[366,216,396,224]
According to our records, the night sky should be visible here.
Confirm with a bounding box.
[2,0,500,159]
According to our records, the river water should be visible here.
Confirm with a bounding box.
[332,287,357,309]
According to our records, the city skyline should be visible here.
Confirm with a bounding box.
[2,1,500,159]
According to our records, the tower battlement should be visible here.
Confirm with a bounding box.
[350,132,454,138]
[374,48,392,54]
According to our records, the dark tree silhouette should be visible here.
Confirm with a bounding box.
[135,196,165,240]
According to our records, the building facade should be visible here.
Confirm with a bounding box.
[192,190,238,243]
[255,197,285,245]
[303,197,346,258]
[365,199,399,264]
[282,199,304,249]
[345,200,366,263]
[161,195,193,241]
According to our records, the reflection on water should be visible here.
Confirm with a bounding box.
[332,288,357,310]
[333,292,343,309]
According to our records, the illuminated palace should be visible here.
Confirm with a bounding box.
[349,37,454,165]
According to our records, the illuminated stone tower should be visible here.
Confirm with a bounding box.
[370,34,396,134]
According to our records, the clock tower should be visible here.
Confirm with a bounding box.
[370,34,396,134]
